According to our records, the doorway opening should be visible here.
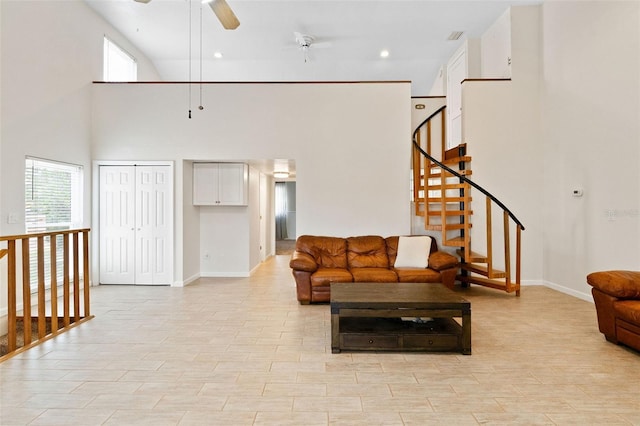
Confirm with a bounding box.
[275,181,296,255]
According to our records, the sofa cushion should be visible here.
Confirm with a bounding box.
[296,235,348,269]
[428,251,459,271]
[394,268,441,283]
[393,236,431,268]
[347,236,389,268]
[310,268,353,287]
[350,267,398,282]
[587,271,640,299]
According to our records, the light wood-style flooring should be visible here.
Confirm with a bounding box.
[1,255,639,425]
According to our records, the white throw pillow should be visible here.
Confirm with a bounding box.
[394,236,432,268]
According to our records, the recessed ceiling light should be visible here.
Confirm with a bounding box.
[447,31,464,41]
[214,52,223,59]
[380,50,389,58]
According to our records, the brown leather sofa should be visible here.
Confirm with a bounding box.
[290,235,459,304]
[587,270,640,352]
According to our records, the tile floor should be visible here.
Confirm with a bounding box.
[1,255,639,425]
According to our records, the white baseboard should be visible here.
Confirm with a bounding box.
[200,272,250,278]
[541,280,593,302]
[173,273,201,287]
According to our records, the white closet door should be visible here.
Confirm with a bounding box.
[100,165,173,285]
[135,166,173,285]
[99,166,136,284]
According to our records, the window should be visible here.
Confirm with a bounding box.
[25,158,83,290]
[103,37,137,81]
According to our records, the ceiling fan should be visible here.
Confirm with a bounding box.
[293,32,331,63]
[133,0,240,30]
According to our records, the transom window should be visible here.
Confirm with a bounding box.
[103,37,137,82]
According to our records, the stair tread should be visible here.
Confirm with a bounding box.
[442,223,471,230]
[440,156,471,165]
[426,183,470,190]
[443,237,467,247]
[426,197,472,203]
[458,275,518,293]
[457,250,488,262]
[427,169,473,177]
[427,210,473,216]
[461,263,507,278]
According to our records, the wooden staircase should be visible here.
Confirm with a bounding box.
[413,106,523,296]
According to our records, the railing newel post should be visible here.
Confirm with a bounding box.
[7,240,17,352]
[50,235,59,333]
[21,238,32,345]
[82,230,91,317]
[73,232,80,321]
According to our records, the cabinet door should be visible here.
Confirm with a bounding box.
[193,163,220,205]
[218,163,248,206]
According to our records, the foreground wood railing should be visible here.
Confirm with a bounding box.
[0,228,93,360]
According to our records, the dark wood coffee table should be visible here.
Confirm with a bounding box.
[330,282,471,355]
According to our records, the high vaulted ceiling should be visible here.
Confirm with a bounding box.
[85,0,538,95]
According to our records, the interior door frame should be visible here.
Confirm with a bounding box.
[93,160,174,287]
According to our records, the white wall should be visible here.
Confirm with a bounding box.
[541,1,640,297]
[92,82,411,278]
[0,0,160,329]
[465,5,543,285]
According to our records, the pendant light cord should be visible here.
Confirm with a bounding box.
[199,1,204,109]
[188,0,192,119]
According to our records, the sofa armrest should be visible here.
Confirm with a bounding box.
[290,251,318,272]
[587,271,640,299]
[428,251,459,271]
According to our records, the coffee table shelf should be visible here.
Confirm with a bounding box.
[330,282,471,355]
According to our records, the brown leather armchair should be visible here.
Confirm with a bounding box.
[587,270,640,352]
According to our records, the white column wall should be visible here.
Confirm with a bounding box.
[541,1,640,298]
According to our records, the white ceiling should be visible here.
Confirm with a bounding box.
[85,0,538,95]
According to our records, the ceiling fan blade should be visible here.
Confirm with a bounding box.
[312,41,332,49]
[209,0,240,30]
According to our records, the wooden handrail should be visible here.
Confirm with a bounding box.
[0,228,92,360]
[0,228,91,242]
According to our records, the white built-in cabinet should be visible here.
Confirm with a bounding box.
[446,39,481,149]
[193,162,248,206]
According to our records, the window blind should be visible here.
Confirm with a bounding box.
[25,158,83,291]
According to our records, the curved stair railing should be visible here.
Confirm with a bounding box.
[412,106,524,296]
